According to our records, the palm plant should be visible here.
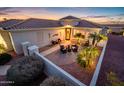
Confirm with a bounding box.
[0,44,6,54]
[88,32,98,46]
[74,33,85,45]
[96,34,108,45]
[89,32,107,46]
[77,46,99,68]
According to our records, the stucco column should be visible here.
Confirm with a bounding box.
[28,45,39,56]
[21,42,31,56]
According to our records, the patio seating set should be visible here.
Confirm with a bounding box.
[51,38,61,45]
[60,44,78,54]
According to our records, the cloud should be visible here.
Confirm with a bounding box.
[0,7,11,11]
[116,13,124,16]
[0,12,8,15]
[82,15,107,18]
[0,7,20,17]
[5,10,20,13]
[91,16,107,18]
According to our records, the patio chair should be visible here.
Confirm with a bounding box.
[51,40,56,45]
[71,45,78,52]
[61,48,67,54]
[58,38,61,44]
[60,45,64,50]
[67,45,71,52]
[60,45,67,54]
[84,40,89,47]
[55,40,58,44]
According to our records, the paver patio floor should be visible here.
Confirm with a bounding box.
[46,49,100,85]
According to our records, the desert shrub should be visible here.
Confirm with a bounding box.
[0,53,12,65]
[7,56,44,85]
[107,72,124,86]
[40,76,71,86]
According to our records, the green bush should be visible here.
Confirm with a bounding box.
[7,56,44,85]
[40,76,71,86]
[0,53,12,65]
[77,46,99,68]
[0,44,6,54]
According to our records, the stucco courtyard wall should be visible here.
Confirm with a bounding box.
[10,28,65,54]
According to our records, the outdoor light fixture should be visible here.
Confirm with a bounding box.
[65,25,71,27]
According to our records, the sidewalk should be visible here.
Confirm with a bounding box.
[40,45,60,56]
[0,65,11,76]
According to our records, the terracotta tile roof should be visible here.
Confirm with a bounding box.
[6,18,63,30]
[60,15,81,20]
[0,19,23,30]
[75,20,101,28]
[0,16,102,30]
[102,24,124,28]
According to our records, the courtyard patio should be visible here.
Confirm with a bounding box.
[44,45,102,85]
[37,34,104,85]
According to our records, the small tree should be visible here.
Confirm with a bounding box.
[0,44,6,54]
[77,46,99,68]
[74,33,85,45]
[88,32,98,46]
[89,32,107,46]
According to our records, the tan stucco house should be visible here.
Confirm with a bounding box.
[0,16,103,54]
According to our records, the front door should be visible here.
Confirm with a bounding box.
[65,28,71,40]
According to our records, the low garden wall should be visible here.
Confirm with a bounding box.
[34,51,86,86]
[21,41,86,86]
[90,40,108,86]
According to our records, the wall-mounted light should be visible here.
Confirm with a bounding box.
[65,25,71,27]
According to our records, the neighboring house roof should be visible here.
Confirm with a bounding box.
[60,15,81,20]
[75,20,101,28]
[102,24,124,28]
[0,19,23,29]
[6,18,63,30]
